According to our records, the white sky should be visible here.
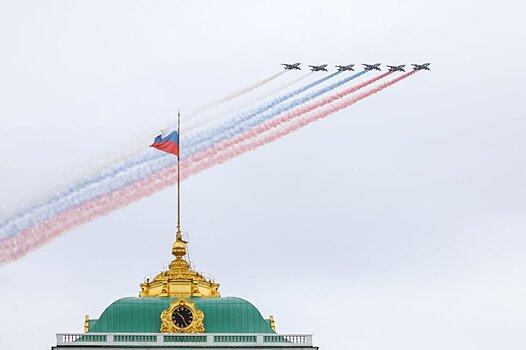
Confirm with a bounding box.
[1,1,525,349]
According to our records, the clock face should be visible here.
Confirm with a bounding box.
[171,306,194,328]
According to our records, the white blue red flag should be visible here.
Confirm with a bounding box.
[151,130,179,156]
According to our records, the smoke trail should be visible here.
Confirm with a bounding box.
[189,71,287,116]
[0,71,416,264]
[185,72,314,132]
[0,72,348,240]
[257,72,314,101]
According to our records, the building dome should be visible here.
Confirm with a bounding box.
[88,297,275,334]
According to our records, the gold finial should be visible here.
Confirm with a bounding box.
[171,231,187,261]
[269,315,276,332]
[84,315,90,333]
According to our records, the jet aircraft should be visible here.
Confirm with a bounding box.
[412,63,431,71]
[309,64,328,72]
[387,65,406,72]
[362,63,381,71]
[335,64,355,71]
[282,63,301,70]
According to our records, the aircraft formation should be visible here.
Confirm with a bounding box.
[282,62,431,72]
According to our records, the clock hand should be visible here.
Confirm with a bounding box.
[173,313,184,323]
[174,312,188,326]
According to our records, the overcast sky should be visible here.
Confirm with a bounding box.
[1,1,525,349]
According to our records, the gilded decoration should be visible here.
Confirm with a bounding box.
[84,315,89,333]
[160,299,205,333]
[139,232,221,298]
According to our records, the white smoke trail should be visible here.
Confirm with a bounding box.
[255,72,314,102]
[184,72,314,132]
[188,70,287,117]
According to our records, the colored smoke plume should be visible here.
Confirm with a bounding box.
[0,71,417,264]
[188,70,287,117]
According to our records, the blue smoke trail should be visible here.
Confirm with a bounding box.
[0,71,368,241]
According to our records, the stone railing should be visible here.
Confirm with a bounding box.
[56,333,313,347]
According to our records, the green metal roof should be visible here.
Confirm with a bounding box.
[89,297,275,334]
[88,319,98,330]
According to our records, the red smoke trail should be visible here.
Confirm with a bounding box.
[0,71,416,264]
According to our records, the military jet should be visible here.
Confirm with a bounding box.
[412,63,431,71]
[387,65,406,72]
[362,63,382,71]
[335,64,355,71]
[282,63,301,70]
[309,64,328,72]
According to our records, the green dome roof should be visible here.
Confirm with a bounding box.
[88,297,275,334]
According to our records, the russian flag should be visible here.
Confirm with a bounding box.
[151,130,179,156]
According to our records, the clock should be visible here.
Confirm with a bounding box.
[160,299,205,333]
[171,305,194,329]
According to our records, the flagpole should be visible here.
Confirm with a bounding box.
[177,110,181,238]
